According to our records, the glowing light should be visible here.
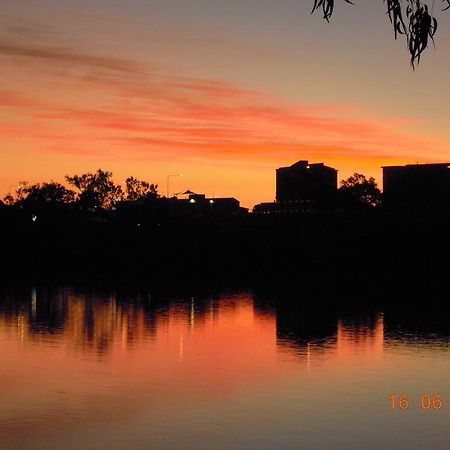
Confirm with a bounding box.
[31,287,37,319]
[190,298,195,330]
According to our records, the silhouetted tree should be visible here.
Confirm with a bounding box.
[3,181,74,206]
[338,173,382,208]
[2,193,14,206]
[2,182,76,222]
[312,0,448,67]
[124,177,158,201]
[3,182,24,205]
[66,169,123,211]
[19,182,76,205]
[3,181,29,204]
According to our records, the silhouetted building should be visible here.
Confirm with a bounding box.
[254,160,337,214]
[116,191,247,225]
[178,192,247,215]
[277,160,337,204]
[383,163,450,212]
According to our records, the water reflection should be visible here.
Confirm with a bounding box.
[0,288,449,450]
[0,287,449,366]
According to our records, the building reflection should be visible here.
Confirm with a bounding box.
[0,287,448,363]
[383,302,450,344]
[0,288,160,356]
[0,288,274,361]
[276,300,338,349]
[336,313,384,358]
[275,298,385,366]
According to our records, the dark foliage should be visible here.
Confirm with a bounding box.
[312,0,449,66]
[3,171,160,223]
[1,182,76,222]
[18,182,76,205]
[407,1,438,67]
[312,0,354,21]
[124,177,158,201]
[66,169,123,211]
[338,173,382,208]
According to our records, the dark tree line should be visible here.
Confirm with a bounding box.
[312,0,449,66]
[1,168,448,296]
[1,169,381,218]
[2,169,159,214]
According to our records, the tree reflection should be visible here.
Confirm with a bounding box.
[0,287,448,361]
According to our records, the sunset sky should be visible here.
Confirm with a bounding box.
[1,0,450,207]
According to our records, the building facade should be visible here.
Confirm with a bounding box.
[276,160,338,208]
[253,160,338,214]
[383,163,450,211]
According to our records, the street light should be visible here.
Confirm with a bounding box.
[166,174,183,198]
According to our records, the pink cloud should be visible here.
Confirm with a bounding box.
[0,36,446,167]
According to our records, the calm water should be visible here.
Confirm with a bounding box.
[0,288,449,450]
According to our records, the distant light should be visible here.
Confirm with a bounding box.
[190,199,196,203]
[209,199,214,204]
[31,215,37,222]
[306,165,311,169]
[137,223,141,227]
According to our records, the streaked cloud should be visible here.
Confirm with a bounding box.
[0,39,144,74]
[1,34,439,164]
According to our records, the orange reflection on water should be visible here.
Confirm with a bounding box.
[1,290,448,450]
[0,292,279,420]
[336,314,384,359]
[0,292,388,384]
[0,290,387,437]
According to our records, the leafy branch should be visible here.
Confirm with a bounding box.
[312,0,449,67]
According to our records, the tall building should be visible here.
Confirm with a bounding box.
[276,160,338,207]
[253,160,338,214]
[383,163,450,211]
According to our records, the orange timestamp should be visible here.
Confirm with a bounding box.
[389,394,444,411]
